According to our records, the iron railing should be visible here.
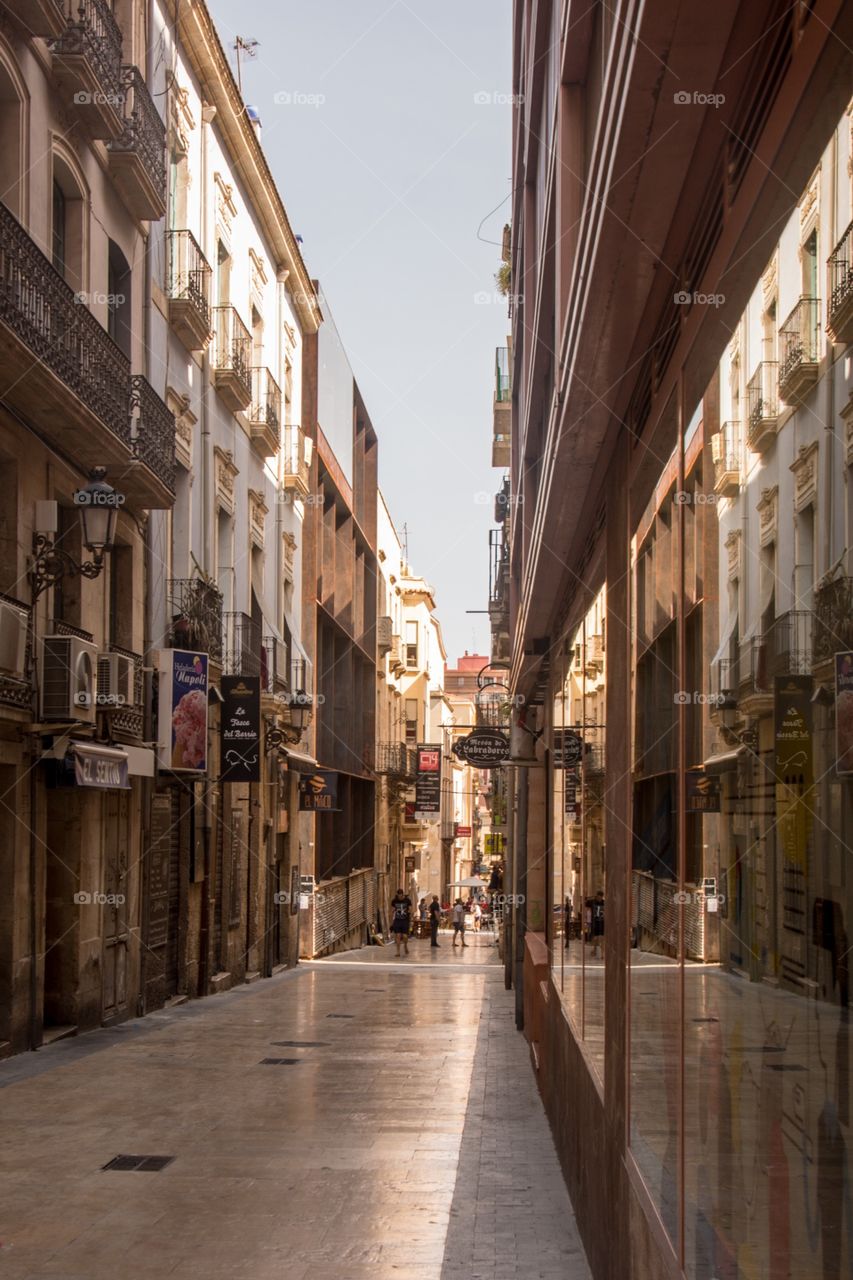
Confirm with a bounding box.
[711,420,741,477]
[0,200,130,444]
[130,374,176,495]
[211,305,251,394]
[746,362,778,434]
[828,220,853,322]
[167,230,212,328]
[813,575,853,663]
[167,578,224,662]
[223,611,263,678]
[249,366,282,432]
[100,642,144,737]
[52,0,123,107]
[108,65,166,200]
[495,346,510,402]
[376,741,416,779]
[0,591,32,711]
[283,424,310,491]
[779,296,820,385]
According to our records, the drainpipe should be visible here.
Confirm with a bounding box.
[200,104,215,580]
[824,130,837,578]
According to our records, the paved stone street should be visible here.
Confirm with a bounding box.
[0,935,590,1280]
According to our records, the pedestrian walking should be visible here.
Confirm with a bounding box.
[451,898,468,948]
[390,888,413,957]
[429,894,441,947]
[591,889,605,959]
[472,900,482,932]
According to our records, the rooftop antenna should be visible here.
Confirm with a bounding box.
[232,35,258,96]
[398,522,410,569]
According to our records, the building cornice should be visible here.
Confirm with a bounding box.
[169,0,322,334]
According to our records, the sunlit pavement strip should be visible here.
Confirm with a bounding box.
[0,936,591,1280]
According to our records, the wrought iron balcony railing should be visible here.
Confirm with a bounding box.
[223,611,264,678]
[51,0,124,135]
[0,591,32,711]
[211,306,252,410]
[495,346,510,402]
[779,296,820,399]
[710,420,741,495]
[167,578,224,662]
[0,199,130,445]
[746,362,779,451]
[130,375,176,496]
[167,230,212,343]
[376,741,416,779]
[283,425,311,498]
[248,368,281,457]
[813,575,853,664]
[828,220,853,344]
[108,65,167,219]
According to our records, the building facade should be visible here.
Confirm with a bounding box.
[506,3,853,1278]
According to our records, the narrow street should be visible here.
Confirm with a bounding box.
[0,935,590,1280]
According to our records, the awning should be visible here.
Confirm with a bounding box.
[283,748,319,774]
[703,747,745,775]
[72,743,130,790]
[125,745,155,777]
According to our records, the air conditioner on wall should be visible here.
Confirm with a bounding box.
[97,652,135,708]
[0,600,28,676]
[40,635,98,724]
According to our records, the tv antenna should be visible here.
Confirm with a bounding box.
[232,36,258,95]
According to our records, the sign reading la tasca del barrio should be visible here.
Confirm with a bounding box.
[220,675,261,783]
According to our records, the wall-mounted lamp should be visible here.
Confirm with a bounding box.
[265,691,314,749]
[29,468,123,599]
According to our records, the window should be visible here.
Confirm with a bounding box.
[216,240,231,306]
[405,620,418,667]
[51,152,87,294]
[107,240,132,359]
[405,698,417,744]
[51,181,66,276]
[0,56,25,220]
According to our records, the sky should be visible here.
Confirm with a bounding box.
[207,0,512,663]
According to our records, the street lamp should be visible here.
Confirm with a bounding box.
[30,468,122,599]
[265,690,314,749]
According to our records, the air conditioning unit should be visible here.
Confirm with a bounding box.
[377,615,392,656]
[97,652,135,708]
[41,635,98,723]
[0,599,28,676]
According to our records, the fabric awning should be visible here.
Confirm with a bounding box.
[283,748,319,774]
[703,747,745,775]
[712,605,738,664]
[125,745,155,777]
[72,742,130,790]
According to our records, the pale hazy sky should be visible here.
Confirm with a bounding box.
[207,0,512,662]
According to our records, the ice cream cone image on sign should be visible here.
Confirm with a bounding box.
[172,689,207,768]
[158,649,209,772]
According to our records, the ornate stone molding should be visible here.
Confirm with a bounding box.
[790,441,819,512]
[213,446,238,515]
[725,529,742,581]
[799,169,820,237]
[282,531,296,580]
[761,255,778,310]
[214,172,237,232]
[249,248,268,301]
[283,320,297,350]
[249,489,268,549]
[166,388,196,471]
[842,388,853,465]
[728,324,741,367]
[169,83,195,156]
[756,486,778,548]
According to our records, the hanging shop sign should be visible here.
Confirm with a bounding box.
[456,824,472,837]
[157,649,209,772]
[404,854,416,873]
[220,676,261,783]
[835,653,853,775]
[72,742,130,790]
[774,674,813,784]
[686,770,721,813]
[458,730,510,768]
[553,729,583,770]
[564,768,580,818]
[299,769,340,811]
[415,743,442,820]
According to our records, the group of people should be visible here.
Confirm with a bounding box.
[388,890,487,957]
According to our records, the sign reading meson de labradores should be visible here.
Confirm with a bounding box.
[299,770,340,811]
[459,730,510,768]
[835,653,853,775]
[157,649,209,772]
[415,744,442,820]
[220,676,261,783]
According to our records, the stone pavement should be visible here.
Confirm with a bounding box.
[0,934,591,1280]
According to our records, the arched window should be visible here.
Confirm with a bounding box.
[107,238,132,358]
[0,45,27,221]
[51,148,88,294]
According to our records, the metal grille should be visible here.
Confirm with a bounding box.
[109,65,166,201]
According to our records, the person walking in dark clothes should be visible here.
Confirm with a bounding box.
[390,888,412,957]
[429,895,441,947]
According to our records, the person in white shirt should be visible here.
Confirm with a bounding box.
[451,898,468,948]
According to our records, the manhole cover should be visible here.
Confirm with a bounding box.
[102,1155,174,1172]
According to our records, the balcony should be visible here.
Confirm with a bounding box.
[98,643,144,739]
[0,201,175,508]
[50,0,124,139]
[108,66,167,222]
[492,346,511,467]
[779,296,820,404]
[711,421,741,497]
[283,425,311,500]
[710,655,738,712]
[389,634,404,675]
[0,592,32,712]
[261,635,289,694]
[211,306,252,412]
[167,578,224,663]
[827,221,853,345]
[737,611,812,711]
[248,367,281,458]
[813,575,853,666]
[167,231,212,352]
[223,611,264,678]
[376,741,416,781]
[746,362,779,453]
[11,0,65,37]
